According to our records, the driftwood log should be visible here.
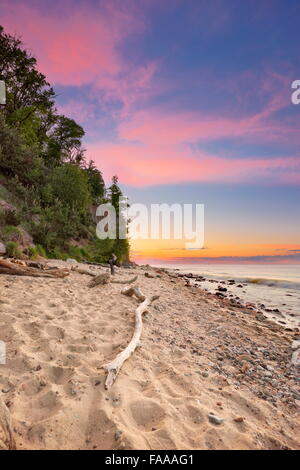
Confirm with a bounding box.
[0,259,69,278]
[103,286,159,389]
[88,273,138,288]
[0,396,15,450]
[71,266,96,276]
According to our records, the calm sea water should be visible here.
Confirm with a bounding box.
[152,263,300,328]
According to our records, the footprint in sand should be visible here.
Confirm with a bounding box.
[204,427,228,450]
[129,399,166,432]
[44,365,74,385]
[20,321,43,340]
[60,353,82,368]
[45,325,65,340]
[35,390,63,420]
[20,376,49,396]
[184,404,205,426]
[67,344,95,354]
[85,409,120,450]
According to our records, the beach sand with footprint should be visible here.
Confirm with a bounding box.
[0,262,299,449]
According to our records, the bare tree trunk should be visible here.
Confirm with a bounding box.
[109,260,115,275]
[0,259,69,278]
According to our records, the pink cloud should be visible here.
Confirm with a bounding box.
[0,0,144,85]
[88,140,300,186]
[116,86,297,148]
[1,0,163,116]
[2,1,299,187]
[87,93,300,186]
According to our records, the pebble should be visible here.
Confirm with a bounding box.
[208,413,224,425]
[217,287,227,292]
[292,340,300,350]
[115,430,122,441]
[233,416,244,423]
[291,349,300,367]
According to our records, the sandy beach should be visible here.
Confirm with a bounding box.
[0,261,299,450]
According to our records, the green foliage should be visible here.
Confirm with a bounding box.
[26,244,47,259]
[27,245,38,259]
[0,25,55,131]
[46,115,85,166]
[107,175,130,263]
[35,244,47,257]
[0,25,130,263]
[0,208,20,226]
[5,241,21,257]
[0,113,43,184]
[0,224,20,241]
[84,160,105,204]
[46,247,68,260]
[50,164,91,213]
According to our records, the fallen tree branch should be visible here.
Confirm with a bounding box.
[0,396,16,450]
[121,285,146,301]
[88,274,138,288]
[88,272,111,287]
[0,259,69,278]
[111,275,138,285]
[71,266,97,276]
[103,286,159,389]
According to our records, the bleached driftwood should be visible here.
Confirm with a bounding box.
[103,286,159,389]
[112,275,138,285]
[0,396,15,450]
[0,259,69,278]
[88,274,138,288]
[88,272,111,287]
[121,285,146,301]
[71,266,96,276]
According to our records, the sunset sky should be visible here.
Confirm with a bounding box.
[1,0,300,263]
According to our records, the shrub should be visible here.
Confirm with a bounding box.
[35,244,47,258]
[66,245,84,261]
[27,244,47,259]
[0,225,20,241]
[47,247,68,260]
[6,241,22,257]
[3,209,21,226]
[50,164,91,214]
[27,245,37,259]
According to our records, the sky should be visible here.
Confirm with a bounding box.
[1,0,300,264]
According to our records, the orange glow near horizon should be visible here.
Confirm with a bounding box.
[130,239,300,264]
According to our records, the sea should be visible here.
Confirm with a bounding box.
[152,263,300,329]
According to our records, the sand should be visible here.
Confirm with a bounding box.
[0,262,299,450]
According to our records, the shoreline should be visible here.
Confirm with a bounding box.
[0,260,299,449]
[159,265,300,331]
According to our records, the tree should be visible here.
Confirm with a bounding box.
[0,113,43,184]
[0,25,55,131]
[107,175,130,262]
[50,164,91,213]
[46,115,86,166]
[84,160,105,204]
[0,24,130,262]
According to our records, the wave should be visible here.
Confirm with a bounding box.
[187,272,300,289]
[245,278,300,289]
